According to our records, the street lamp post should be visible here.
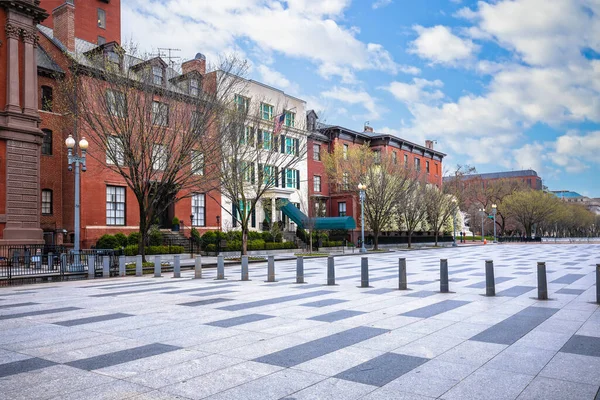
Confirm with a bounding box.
[452,199,458,247]
[190,214,194,257]
[491,204,497,243]
[358,183,367,253]
[478,208,485,243]
[65,134,88,255]
[216,215,221,254]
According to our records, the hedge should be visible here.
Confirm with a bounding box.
[124,244,184,256]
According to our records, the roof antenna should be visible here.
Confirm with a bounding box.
[155,47,181,69]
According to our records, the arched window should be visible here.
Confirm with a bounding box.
[41,86,53,111]
[41,129,52,155]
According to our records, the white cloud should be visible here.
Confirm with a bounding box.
[122,0,400,80]
[256,65,292,90]
[383,78,444,103]
[372,0,393,10]
[552,131,600,173]
[409,25,479,65]
[321,87,384,120]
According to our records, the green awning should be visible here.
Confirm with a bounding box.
[280,202,356,230]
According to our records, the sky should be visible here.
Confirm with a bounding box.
[121,0,600,197]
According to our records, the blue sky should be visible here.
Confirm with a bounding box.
[122,0,600,197]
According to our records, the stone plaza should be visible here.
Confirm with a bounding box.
[0,244,599,400]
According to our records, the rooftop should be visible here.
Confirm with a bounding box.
[443,169,540,182]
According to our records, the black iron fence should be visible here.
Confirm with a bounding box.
[0,245,123,286]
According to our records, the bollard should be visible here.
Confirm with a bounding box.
[537,262,548,300]
[398,258,407,290]
[61,253,67,274]
[103,256,110,278]
[173,255,181,278]
[296,256,305,284]
[485,260,495,296]
[194,256,202,279]
[596,264,600,304]
[241,255,249,281]
[87,255,95,279]
[360,257,369,288]
[267,255,276,282]
[119,255,126,277]
[154,256,161,278]
[216,255,225,280]
[440,259,449,293]
[48,252,54,271]
[135,255,142,277]
[327,256,335,286]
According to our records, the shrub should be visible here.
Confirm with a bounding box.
[114,233,128,248]
[124,244,138,256]
[128,232,141,246]
[247,239,265,251]
[96,234,119,249]
[191,227,201,243]
[201,231,217,246]
[148,225,162,246]
[225,240,242,251]
[172,217,180,226]
[145,245,184,255]
[261,231,274,242]
[205,244,217,253]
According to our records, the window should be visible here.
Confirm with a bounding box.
[435,163,439,175]
[415,157,421,172]
[41,129,52,155]
[342,172,350,190]
[426,161,430,174]
[262,130,272,150]
[106,51,121,70]
[41,189,52,215]
[284,111,295,127]
[106,136,124,165]
[191,151,204,175]
[286,168,298,189]
[189,79,199,96]
[314,175,321,192]
[262,165,276,185]
[392,151,397,165]
[404,154,408,167]
[152,101,169,126]
[343,144,349,160]
[338,202,347,217]
[41,86,53,112]
[97,8,106,29]
[152,144,167,170]
[260,103,273,120]
[285,136,298,156]
[97,36,106,45]
[313,144,321,161]
[314,202,326,217]
[242,161,255,183]
[240,126,254,146]
[192,193,205,227]
[106,89,125,117]
[374,150,381,164]
[106,186,125,226]
[234,94,249,112]
[152,66,163,85]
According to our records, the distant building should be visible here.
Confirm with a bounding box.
[551,191,600,215]
[443,169,543,191]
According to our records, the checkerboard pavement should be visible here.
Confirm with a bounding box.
[0,244,599,399]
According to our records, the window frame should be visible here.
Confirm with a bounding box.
[191,193,206,227]
[191,150,204,176]
[284,110,295,127]
[41,85,53,112]
[106,135,124,165]
[234,94,249,113]
[41,189,52,216]
[313,175,321,192]
[152,144,168,171]
[41,129,52,155]
[97,8,106,29]
[285,168,297,189]
[338,202,347,217]
[106,89,125,117]
[343,144,349,160]
[262,130,272,150]
[106,186,126,226]
[152,101,169,126]
[260,103,274,120]
[426,160,430,174]
[342,172,350,191]
[313,144,321,161]
[189,78,199,96]
[152,66,163,86]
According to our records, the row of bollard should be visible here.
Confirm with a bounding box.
[99,252,600,305]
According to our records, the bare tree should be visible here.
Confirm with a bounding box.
[398,181,428,248]
[54,44,248,260]
[215,84,307,255]
[425,185,458,246]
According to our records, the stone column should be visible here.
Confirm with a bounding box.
[22,29,38,116]
[4,24,20,113]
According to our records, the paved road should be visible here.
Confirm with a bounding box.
[0,244,598,399]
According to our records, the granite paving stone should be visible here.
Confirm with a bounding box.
[401,300,471,318]
[308,310,366,323]
[516,376,599,400]
[206,313,274,328]
[66,343,181,371]
[441,367,534,400]
[335,352,429,387]
[54,312,133,327]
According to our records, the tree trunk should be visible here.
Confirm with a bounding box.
[139,209,148,263]
[373,229,379,250]
[407,232,412,249]
[309,230,313,254]
[241,228,248,256]
[434,231,439,246]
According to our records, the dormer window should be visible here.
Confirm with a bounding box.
[107,51,120,68]
[152,66,164,85]
[190,79,199,96]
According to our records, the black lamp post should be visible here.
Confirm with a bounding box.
[216,215,221,254]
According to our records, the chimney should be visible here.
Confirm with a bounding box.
[53,0,75,52]
[182,53,206,75]
[364,125,374,133]
[425,140,434,149]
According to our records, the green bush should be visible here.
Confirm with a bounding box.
[148,225,163,246]
[96,234,119,249]
[145,245,184,255]
[264,241,298,250]
[226,231,242,241]
[191,227,201,243]
[114,233,128,248]
[205,244,217,253]
[124,244,138,256]
[201,231,217,246]
[225,240,242,251]
[172,217,180,226]
[128,232,141,246]
[247,239,265,251]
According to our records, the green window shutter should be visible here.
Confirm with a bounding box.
[281,169,286,188]
[295,138,299,156]
[251,163,255,184]
[232,202,237,227]
[251,208,256,228]
[296,170,300,190]
[257,130,263,147]
[280,135,285,153]
[275,167,279,186]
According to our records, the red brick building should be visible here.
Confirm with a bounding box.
[33,0,220,248]
[307,113,446,243]
[0,0,48,245]
[442,169,543,192]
